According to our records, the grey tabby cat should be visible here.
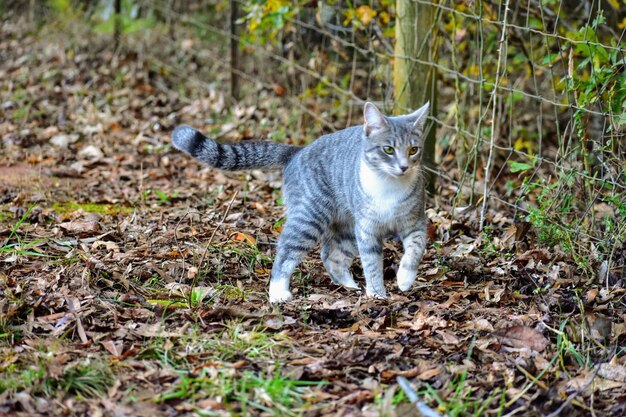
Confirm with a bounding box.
[172,102,430,302]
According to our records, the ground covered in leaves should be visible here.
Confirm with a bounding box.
[1,18,626,417]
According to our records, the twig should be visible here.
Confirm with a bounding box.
[192,191,239,284]
[480,0,510,229]
[65,296,88,343]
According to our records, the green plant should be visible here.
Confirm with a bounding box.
[1,206,49,259]
[58,362,114,398]
[159,364,323,416]
[152,189,174,205]
[0,359,113,399]
[185,321,288,362]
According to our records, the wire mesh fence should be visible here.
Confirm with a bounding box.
[7,0,626,282]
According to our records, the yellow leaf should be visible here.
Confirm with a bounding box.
[607,0,620,9]
[378,11,390,25]
[356,5,377,25]
[619,17,626,30]
[233,232,257,246]
[343,9,355,26]
[466,65,480,77]
[265,0,288,13]
[514,137,534,155]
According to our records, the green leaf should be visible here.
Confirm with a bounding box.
[509,161,534,173]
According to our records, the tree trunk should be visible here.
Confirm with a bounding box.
[394,0,438,193]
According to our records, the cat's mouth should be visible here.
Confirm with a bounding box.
[389,168,412,177]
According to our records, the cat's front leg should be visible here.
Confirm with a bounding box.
[355,223,387,298]
[397,223,428,291]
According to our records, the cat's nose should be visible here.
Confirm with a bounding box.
[399,165,408,172]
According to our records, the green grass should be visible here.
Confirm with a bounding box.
[52,201,134,215]
[0,358,114,399]
[185,321,288,362]
[159,365,323,416]
[57,362,115,398]
[0,206,11,222]
[1,205,50,258]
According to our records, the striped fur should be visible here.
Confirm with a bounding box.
[173,102,431,303]
[172,125,302,170]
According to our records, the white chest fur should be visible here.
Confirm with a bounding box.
[358,161,416,219]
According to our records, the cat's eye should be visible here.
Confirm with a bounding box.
[382,146,394,155]
[409,147,420,156]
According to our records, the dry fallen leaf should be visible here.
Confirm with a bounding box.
[101,340,124,357]
[495,325,549,352]
[232,231,257,246]
[597,362,626,382]
[60,220,101,236]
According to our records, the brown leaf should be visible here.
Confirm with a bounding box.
[417,368,441,380]
[437,329,461,345]
[586,288,599,303]
[232,231,257,246]
[102,340,123,357]
[566,373,624,394]
[273,84,286,96]
[495,325,548,352]
[597,362,626,382]
[59,220,100,236]
[441,281,465,287]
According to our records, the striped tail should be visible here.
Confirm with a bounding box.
[172,125,302,170]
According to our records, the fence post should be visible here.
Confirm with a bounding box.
[113,0,122,51]
[230,0,240,101]
[393,0,438,193]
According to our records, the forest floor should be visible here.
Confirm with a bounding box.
[1,17,625,417]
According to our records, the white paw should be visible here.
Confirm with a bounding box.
[396,267,417,292]
[339,276,359,290]
[269,288,293,303]
[366,288,388,299]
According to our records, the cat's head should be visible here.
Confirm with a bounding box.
[361,102,430,178]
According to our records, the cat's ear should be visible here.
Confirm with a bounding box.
[407,102,430,134]
[363,102,388,136]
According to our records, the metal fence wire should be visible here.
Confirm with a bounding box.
[164,0,626,283]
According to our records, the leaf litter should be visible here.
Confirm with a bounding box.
[0,16,625,417]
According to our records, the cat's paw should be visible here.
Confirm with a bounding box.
[366,288,388,299]
[269,288,293,303]
[338,276,359,290]
[396,267,417,292]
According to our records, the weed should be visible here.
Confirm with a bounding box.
[59,362,114,398]
[1,205,50,259]
[185,321,288,362]
[137,339,181,368]
[0,358,113,399]
[478,225,498,258]
[159,364,323,416]
[153,189,173,205]
[419,342,506,417]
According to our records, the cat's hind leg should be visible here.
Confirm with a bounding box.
[269,215,323,303]
[321,226,359,290]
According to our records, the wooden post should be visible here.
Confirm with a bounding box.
[113,0,122,51]
[393,0,438,193]
[230,0,240,101]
